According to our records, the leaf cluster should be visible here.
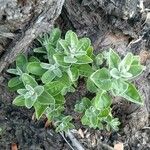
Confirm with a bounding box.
[7,28,145,132]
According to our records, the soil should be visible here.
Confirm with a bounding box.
[0,0,150,150]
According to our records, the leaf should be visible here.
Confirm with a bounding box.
[86,46,93,57]
[99,108,110,117]
[78,64,94,77]
[76,55,93,64]
[128,65,145,78]
[16,54,27,72]
[86,78,98,93]
[53,54,70,67]
[17,89,27,95]
[53,67,62,78]
[22,73,38,87]
[78,38,91,51]
[7,69,19,75]
[94,91,111,110]
[34,86,44,96]
[67,66,79,82]
[119,53,133,71]
[13,95,25,106]
[64,56,77,63]
[132,56,140,65]
[90,68,112,90]
[111,79,128,96]
[65,30,78,48]
[54,94,65,105]
[29,56,40,62]
[110,68,120,79]
[108,49,121,69]
[82,106,100,129]
[34,102,48,120]
[95,53,104,66]
[27,62,46,76]
[37,90,55,105]
[40,63,51,70]
[33,47,46,54]
[41,70,56,83]
[121,82,143,105]
[58,39,69,54]
[50,28,61,44]
[44,81,65,96]
[8,77,24,90]
[74,97,91,113]
[56,117,74,132]
[25,97,36,109]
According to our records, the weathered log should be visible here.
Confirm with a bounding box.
[0,0,65,73]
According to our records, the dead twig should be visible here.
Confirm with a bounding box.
[66,130,85,150]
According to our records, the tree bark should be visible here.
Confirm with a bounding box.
[0,0,65,73]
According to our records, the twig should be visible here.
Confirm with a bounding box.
[60,132,75,150]
[66,130,85,150]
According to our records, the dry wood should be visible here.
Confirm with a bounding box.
[0,0,65,73]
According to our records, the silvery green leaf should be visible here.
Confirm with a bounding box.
[26,85,34,92]
[67,67,79,82]
[8,77,24,90]
[16,66,23,75]
[74,50,87,57]
[58,39,70,54]
[13,95,25,106]
[53,67,62,78]
[40,63,52,70]
[90,68,112,90]
[44,81,64,96]
[128,65,145,79]
[31,93,38,101]
[132,56,140,65]
[41,70,56,83]
[95,53,104,66]
[119,53,133,72]
[86,46,93,57]
[53,54,70,67]
[29,56,40,62]
[34,86,44,96]
[78,64,94,77]
[27,62,46,76]
[121,82,143,105]
[111,79,128,96]
[65,30,78,48]
[105,117,120,131]
[17,89,27,95]
[74,97,91,113]
[7,69,20,75]
[108,48,121,69]
[120,71,133,78]
[77,38,91,51]
[22,73,38,87]
[49,28,61,44]
[86,78,98,93]
[64,56,77,63]
[76,55,93,64]
[37,91,55,105]
[94,91,111,110]
[110,68,120,79]
[34,102,48,120]
[16,54,27,72]
[33,47,46,54]
[25,97,36,109]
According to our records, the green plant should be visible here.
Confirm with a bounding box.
[7,28,145,132]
